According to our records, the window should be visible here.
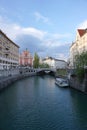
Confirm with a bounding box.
[0,34,2,37]
[0,46,2,50]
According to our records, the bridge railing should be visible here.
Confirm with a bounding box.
[0,67,56,79]
[36,68,56,72]
[0,68,19,79]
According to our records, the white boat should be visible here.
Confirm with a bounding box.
[55,77,69,87]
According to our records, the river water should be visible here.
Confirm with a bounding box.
[0,75,87,130]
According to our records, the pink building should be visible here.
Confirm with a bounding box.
[19,49,33,67]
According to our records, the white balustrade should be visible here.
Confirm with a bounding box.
[0,68,19,77]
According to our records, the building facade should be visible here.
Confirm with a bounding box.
[42,57,67,69]
[69,28,87,68]
[0,30,19,70]
[19,49,33,67]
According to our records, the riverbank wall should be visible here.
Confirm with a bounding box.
[0,72,37,92]
[69,69,87,93]
[0,68,56,92]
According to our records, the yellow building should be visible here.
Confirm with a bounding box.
[0,30,19,70]
[70,28,87,68]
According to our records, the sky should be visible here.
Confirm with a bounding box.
[0,0,87,61]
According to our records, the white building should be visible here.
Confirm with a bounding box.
[42,57,67,69]
[69,28,87,68]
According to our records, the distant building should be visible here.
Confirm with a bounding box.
[42,57,67,69]
[0,29,19,70]
[19,49,33,67]
[69,28,87,68]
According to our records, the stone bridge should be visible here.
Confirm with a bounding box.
[36,68,56,75]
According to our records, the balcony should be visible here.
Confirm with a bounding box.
[5,46,10,50]
[0,56,19,64]
[4,50,10,56]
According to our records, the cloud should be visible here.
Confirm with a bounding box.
[15,34,43,53]
[0,16,46,40]
[34,11,50,24]
[57,53,68,61]
[78,20,87,29]
[0,7,6,13]
[0,6,7,16]
[52,33,72,39]
[43,39,69,48]
[0,15,71,60]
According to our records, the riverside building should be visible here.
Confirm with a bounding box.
[0,30,19,70]
[42,57,67,69]
[69,28,87,68]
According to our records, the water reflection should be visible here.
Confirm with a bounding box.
[0,76,87,130]
[69,89,87,129]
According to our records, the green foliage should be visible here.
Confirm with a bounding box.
[33,53,39,68]
[74,51,87,81]
[56,69,67,76]
[39,63,50,68]
[75,52,87,68]
[76,67,84,81]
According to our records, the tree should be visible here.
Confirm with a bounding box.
[33,53,39,68]
[39,63,50,68]
[74,51,87,81]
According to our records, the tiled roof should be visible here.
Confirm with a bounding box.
[78,29,87,37]
[43,56,66,62]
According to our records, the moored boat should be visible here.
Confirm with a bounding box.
[55,77,69,87]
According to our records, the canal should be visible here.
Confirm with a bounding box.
[0,75,87,130]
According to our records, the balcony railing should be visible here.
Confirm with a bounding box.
[0,57,19,64]
[5,46,10,50]
[4,50,10,54]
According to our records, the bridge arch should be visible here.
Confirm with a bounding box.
[36,68,56,76]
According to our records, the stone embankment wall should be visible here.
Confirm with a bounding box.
[69,70,87,93]
[0,68,56,92]
[0,72,36,92]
